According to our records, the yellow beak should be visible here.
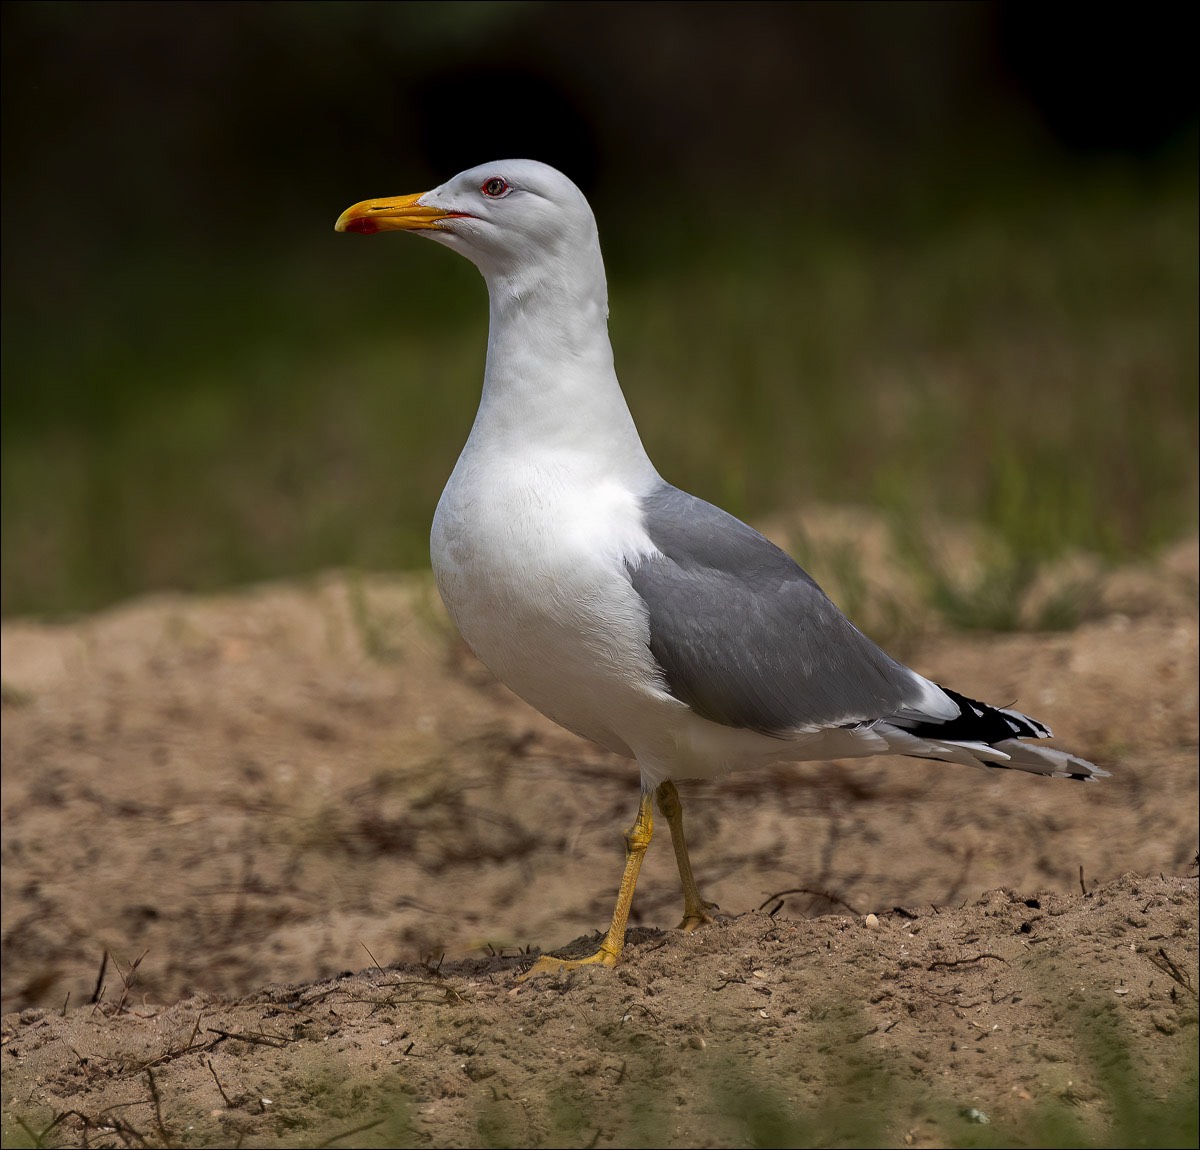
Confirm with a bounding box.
[335,191,466,235]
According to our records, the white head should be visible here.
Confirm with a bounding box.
[337,159,648,475]
[335,160,602,290]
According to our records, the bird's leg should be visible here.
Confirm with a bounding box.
[518,790,654,979]
[655,780,718,932]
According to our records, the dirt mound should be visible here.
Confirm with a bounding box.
[2,875,1196,1148]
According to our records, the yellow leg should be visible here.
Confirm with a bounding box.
[519,791,654,979]
[655,780,717,932]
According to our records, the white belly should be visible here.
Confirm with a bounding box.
[430,448,674,758]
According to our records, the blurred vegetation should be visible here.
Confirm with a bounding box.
[2,3,1196,618]
[7,990,1197,1147]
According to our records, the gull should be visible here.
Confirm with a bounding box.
[335,160,1106,977]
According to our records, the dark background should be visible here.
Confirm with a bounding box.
[2,1,1195,616]
[4,2,1193,236]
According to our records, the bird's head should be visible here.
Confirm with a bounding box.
[335,160,599,282]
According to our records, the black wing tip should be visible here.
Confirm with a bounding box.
[913,684,1053,746]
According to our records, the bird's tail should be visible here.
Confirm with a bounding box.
[881,684,1108,781]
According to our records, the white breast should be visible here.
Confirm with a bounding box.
[431,441,678,758]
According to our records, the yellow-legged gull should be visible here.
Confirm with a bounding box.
[335,160,1106,978]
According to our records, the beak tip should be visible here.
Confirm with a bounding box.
[334,213,377,235]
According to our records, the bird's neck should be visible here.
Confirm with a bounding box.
[471,261,656,485]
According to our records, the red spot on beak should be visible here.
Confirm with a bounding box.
[344,217,378,235]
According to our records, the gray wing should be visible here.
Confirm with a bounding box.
[627,483,925,735]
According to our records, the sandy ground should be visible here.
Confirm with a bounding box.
[1,516,1197,1147]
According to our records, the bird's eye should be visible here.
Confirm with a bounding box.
[481,177,510,198]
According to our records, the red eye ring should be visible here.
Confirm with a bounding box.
[481,177,510,198]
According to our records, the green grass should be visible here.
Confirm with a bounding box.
[2,159,1196,618]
